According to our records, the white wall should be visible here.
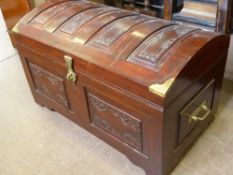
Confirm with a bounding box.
[0,9,16,62]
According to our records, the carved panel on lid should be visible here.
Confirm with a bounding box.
[87,93,143,152]
[29,63,69,108]
[127,25,198,70]
[32,1,83,25]
[89,15,150,48]
[59,6,116,34]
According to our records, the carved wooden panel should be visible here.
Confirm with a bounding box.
[87,93,142,152]
[127,25,198,70]
[32,1,79,24]
[89,15,149,48]
[71,10,134,45]
[59,6,116,34]
[43,2,103,33]
[29,63,69,108]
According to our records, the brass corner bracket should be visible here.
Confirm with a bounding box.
[12,23,20,33]
[149,78,175,97]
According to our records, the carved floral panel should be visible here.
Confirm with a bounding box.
[87,93,142,151]
[32,1,83,24]
[90,15,149,47]
[127,25,197,69]
[29,63,69,108]
[59,6,116,34]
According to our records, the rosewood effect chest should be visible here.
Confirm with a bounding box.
[12,1,230,175]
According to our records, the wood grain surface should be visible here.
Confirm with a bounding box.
[12,1,230,175]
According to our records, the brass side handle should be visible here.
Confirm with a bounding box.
[64,55,77,84]
[186,101,211,123]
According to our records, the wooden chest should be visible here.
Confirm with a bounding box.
[12,1,230,175]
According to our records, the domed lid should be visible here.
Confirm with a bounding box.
[13,0,226,99]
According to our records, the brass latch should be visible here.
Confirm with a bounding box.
[185,100,211,123]
[64,55,77,84]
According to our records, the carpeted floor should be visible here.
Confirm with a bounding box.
[0,54,233,175]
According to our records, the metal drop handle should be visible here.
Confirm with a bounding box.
[64,55,77,84]
[187,101,211,123]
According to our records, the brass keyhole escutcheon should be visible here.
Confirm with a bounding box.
[64,55,77,84]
